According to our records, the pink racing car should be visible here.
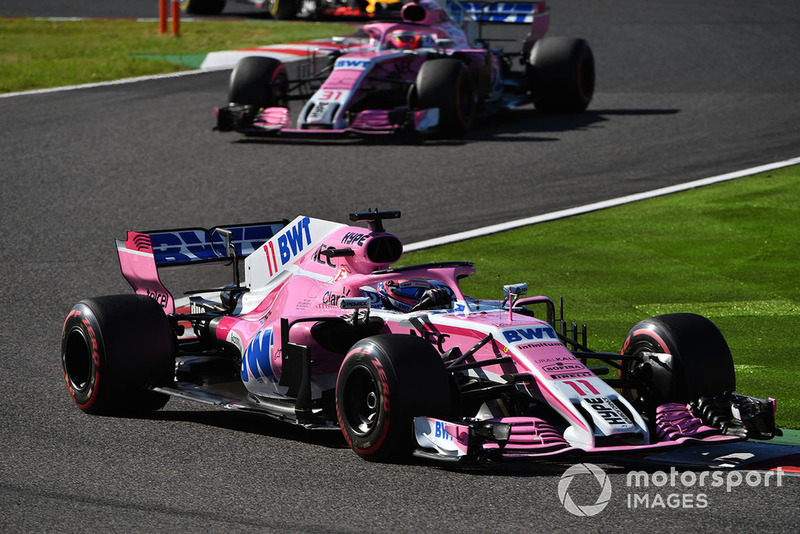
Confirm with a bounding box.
[215,0,595,138]
[61,210,780,462]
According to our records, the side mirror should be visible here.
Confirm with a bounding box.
[503,283,528,302]
[435,38,455,49]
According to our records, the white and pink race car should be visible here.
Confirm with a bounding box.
[62,210,780,462]
[215,0,595,137]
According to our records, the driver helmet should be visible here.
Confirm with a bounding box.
[390,30,423,50]
[377,279,451,312]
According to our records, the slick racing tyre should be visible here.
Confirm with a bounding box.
[415,59,476,137]
[266,0,299,20]
[181,0,226,15]
[526,37,595,113]
[61,295,175,415]
[228,57,289,109]
[620,313,735,414]
[336,335,453,462]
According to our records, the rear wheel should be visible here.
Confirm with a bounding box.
[336,335,453,461]
[415,59,476,137]
[229,57,289,109]
[181,0,226,15]
[527,37,595,113]
[61,295,175,415]
[620,313,735,414]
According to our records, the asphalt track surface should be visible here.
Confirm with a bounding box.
[1,1,799,532]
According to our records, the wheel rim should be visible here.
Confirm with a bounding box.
[64,328,93,392]
[623,339,656,402]
[342,365,380,437]
[623,334,674,410]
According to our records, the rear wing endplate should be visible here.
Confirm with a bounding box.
[116,221,287,313]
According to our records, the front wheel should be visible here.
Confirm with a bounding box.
[527,37,595,113]
[61,295,175,415]
[414,59,476,137]
[336,335,453,462]
[181,0,226,15]
[228,56,289,109]
[620,313,735,414]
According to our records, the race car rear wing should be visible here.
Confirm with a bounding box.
[460,1,549,24]
[442,0,550,45]
[115,221,287,313]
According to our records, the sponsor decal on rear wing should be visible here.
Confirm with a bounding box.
[245,216,345,288]
[460,1,549,23]
[125,222,287,267]
[116,221,287,312]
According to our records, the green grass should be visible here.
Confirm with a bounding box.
[0,19,346,93]
[403,166,800,429]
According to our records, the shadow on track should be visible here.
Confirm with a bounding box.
[146,408,590,475]
[150,408,349,450]
[224,107,679,146]
[470,107,680,140]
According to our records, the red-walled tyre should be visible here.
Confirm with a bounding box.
[621,313,735,414]
[415,59,476,137]
[527,37,595,113]
[61,295,175,415]
[228,56,289,109]
[336,334,453,461]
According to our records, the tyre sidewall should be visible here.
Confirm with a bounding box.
[622,313,735,408]
[229,57,288,109]
[336,345,399,457]
[61,295,175,415]
[527,37,594,113]
[62,304,105,412]
[415,59,475,136]
[336,335,452,461]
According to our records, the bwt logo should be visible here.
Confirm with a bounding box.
[276,217,312,264]
[335,59,370,70]
[150,226,275,264]
[262,217,313,277]
[434,421,454,441]
[502,325,558,344]
[149,230,219,263]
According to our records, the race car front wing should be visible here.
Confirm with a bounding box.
[216,104,440,136]
[410,399,766,462]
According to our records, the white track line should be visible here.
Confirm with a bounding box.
[405,156,800,252]
[0,69,217,99]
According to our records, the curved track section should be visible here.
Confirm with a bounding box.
[0,1,798,531]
